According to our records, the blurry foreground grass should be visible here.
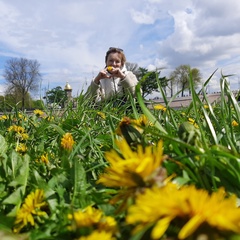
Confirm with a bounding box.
[0,74,240,239]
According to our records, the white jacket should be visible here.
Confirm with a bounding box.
[86,67,138,102]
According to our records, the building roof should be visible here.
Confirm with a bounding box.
[64,82,72,90]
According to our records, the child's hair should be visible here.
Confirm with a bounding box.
[105,47,126,67]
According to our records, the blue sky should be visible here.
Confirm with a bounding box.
[0,0,240,99]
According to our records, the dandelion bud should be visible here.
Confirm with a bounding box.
[107,66,113,72]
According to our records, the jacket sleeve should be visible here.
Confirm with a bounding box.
[120,71,139,96]
[85,80,101,100]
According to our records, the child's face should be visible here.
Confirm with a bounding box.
[106,52,122,68]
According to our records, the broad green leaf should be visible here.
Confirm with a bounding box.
[0,135,7,155]
[2,186,25,205]
[71,156,90,208]
[9,155,29,187]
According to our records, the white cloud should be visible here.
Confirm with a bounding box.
[149,0,240,88]
[0,83,6,95]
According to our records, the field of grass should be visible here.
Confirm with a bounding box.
[0,75,240,240]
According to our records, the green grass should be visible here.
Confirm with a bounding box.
[0,73,240,239]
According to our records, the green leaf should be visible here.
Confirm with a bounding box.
[3,155,29,217]
[0,135,7,155]
[71,156,90,208]
[8,150,22,179]
[136,83,167,134]
[47,123,65,135]
[8,154,29,187]
[2,186,25,205]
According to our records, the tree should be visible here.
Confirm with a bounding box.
[4,85,24,106]
[45,86,67,108]
[125,62,140,75]
[3,58,41,109]
[32,99,44,109]
[137,67,168,98]
[2,90,34,110]
[169,65,202,97]
[0,95,5,111]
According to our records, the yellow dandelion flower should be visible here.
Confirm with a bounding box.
[34,109,45,117]
[68,206,117,234]
[46,116,54,121]
[79,231,116,240]
[126,184,240,239]
[97,111,106,119]
[20,133,29,141]
[107,66,113,71]
[40,153,49,164]
[115,116,147,145]
[97,139,166,188]
[8,125,16,132]
[17,113,23,119]
[13,189,47,233]
[8,125,29,142]
[98,216,118,233]
[8,126,14,132]
[153,104,167,111]
[8,125,25,134]
[68,206,102,229]
[187,118,199,128]
[16,143,27,153]
[17,126,25,133]
[203,105,209,109]
[115,117,131,136]
[131,115,152,128]
[61,132,75,151]
[0,115,8,120]
[232,120,239,127]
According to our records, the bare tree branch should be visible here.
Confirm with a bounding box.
[3,58,41,109]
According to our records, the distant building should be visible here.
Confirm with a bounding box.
[147,91,239,109]
[64,82,72,101]
[64,81,76,108]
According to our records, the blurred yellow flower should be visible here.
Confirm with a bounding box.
[115,117,131,136]
[98,216,118,233]
[68,206,117,234]
[153,104,166,111]
[131,115,151,128]
[61,132,75,151]
[116,115,151,138]
[16,143,27,153]
[8,125,25,134]
[34,109,45,117]
[97,138,167,188]
[188,118,199,128]
[21,133,29,140]
[68,206,102,228]
[79,231,116,240]
[13,189,47,233]
[46,116,54,121]
[232,120,239,127]
[0,115,8,120]
[8,125,29,141]
[97,111,106,119]
[107,66,113,71]
[126,184,240,239]
[40,153,49,164]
